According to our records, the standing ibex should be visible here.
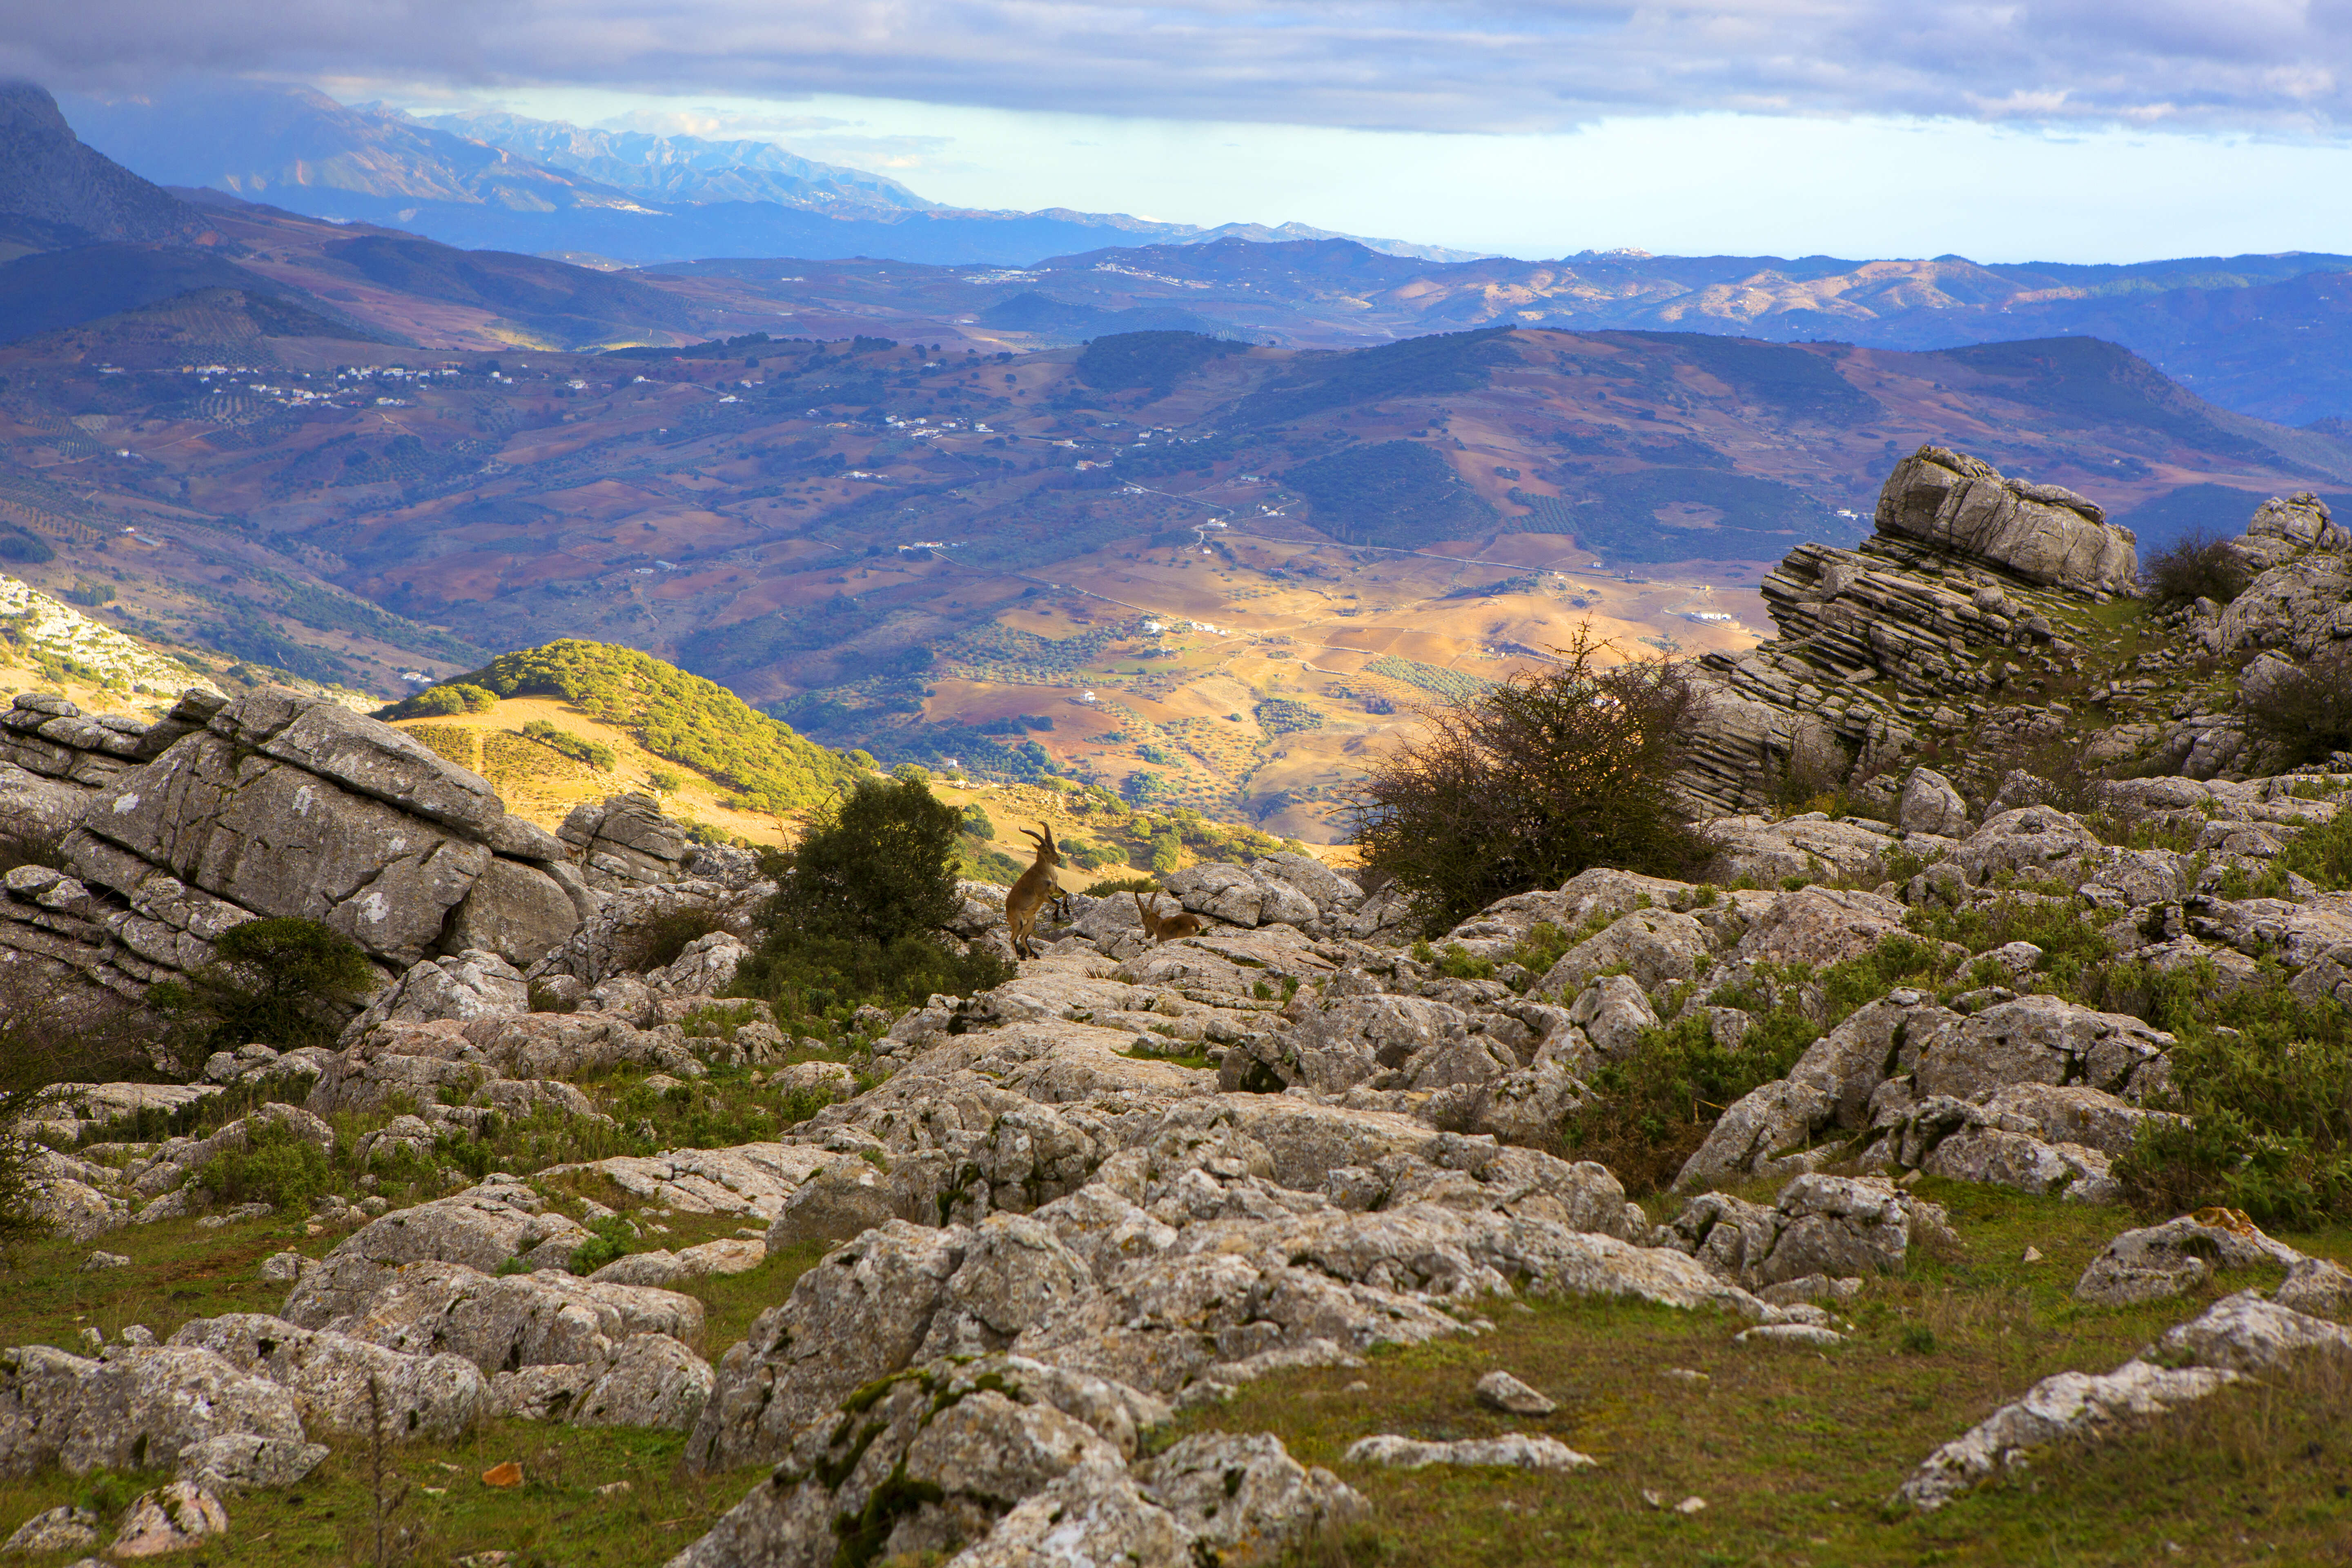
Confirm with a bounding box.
[1133,889,1203,943]
[1004,825,1063,960]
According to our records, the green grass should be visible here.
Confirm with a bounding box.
[1192,1180,2352,1567]
[0,1423,771,1568]
[5,1183,2352,1564]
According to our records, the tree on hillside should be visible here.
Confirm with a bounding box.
[1347,627,1710,935]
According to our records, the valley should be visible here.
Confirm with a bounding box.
[5,282,2348,837]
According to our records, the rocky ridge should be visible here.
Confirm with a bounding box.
[1679,444,2352,815]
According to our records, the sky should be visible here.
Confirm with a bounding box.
[11,0,2352,261]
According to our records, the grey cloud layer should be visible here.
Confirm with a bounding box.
[4,0,2348,133]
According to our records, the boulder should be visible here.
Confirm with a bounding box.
[1898,768,1971,837]
[61,686,578,972]
[175,1433,329,1494]
[1566,974,1655,1058]
[559,793,689,890]
[569,1333,714,1431]
[1537,908,1712,998]
[2074,1212,2303,1307]
[1907,997,2172,1105]
[109,1481,228,1558]
[1137,1432,1368,1564]
[339,1261,703,1374]
[1874,445,2138,595]
[281,1174,590,1324]
[1894,1357,2235,1512]
[167,1312,490,1439]
[1343,1434,1595,1472]
[2,1504,98,1554]
[0,1344,304,1477]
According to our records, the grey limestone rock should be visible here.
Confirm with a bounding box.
[1874,445,2138,596]
[2074,1212,2303,1307]
[166,1312,489,1439]
[281,1175,591,1323]
[559,793,689,891]
[1566,973,1655,1058]
[109,1480,228,1557]
[1474,1369,1556,1415]
[569,1333,714,1431]
[1537,906,1712,998]
[336,1260,703,1375]
[1137,1432,1368,1565]
[1898,767,1971,837]
[2,1505,98,1554]
[1906,996,2172,1105]
[174,1433,330,1493]
[0,1343,304,1477]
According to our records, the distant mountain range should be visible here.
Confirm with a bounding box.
[54,82,1490,268]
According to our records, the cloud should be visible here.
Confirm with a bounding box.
[9,0,2352,137]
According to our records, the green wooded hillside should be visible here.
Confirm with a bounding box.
[380,639,869,814]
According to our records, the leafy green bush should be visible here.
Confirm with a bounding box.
[2116,975,2352,1225]
[1348,626,1708,935]
[1903,895,2116,993]
[775,776,962,943]
[1566,936,1958,1194]
[568,1215,637,1276]
[2279,802,2352,891]
[150,918,380,1052]
[1085,873,1160,896]
[733,775,1011,1031]
[194,1118,331,1209]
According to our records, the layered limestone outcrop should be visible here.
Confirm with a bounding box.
[0,686,594,1010]
[1677,444,2141,816]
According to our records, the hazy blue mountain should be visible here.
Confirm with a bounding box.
[416,108,936,214]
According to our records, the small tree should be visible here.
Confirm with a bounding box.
[732,775,1006,1031]
[152,917,381,1051]
[1347,627,1709,934]
[777,775,963,943]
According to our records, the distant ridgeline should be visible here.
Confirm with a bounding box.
[379,638,869,815]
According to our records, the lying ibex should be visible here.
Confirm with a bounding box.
[1004,825,1063,960]
[1133,889,1203,943]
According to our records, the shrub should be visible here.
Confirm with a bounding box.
[2143,528,2252,609]
[1346,626,1709,934]
[2279,801,2352,892]
[194,1118,332,1209]
[1566,936,1957,1194]
[568,1215,637,1276]
[776,776,963,944]
[2241,646,2352,771]
[150,917,380,1052]
[2116,976,2352,1226]
[732,775,1010,1031]
[1085,873,1160,896]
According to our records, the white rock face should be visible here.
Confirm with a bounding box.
[1344,1434,1596,1472]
